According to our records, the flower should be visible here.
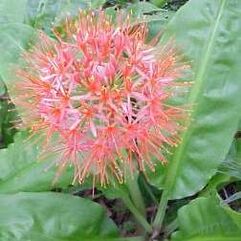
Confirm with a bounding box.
[12,10,188,186]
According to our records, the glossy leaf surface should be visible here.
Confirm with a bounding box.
[0,192,119,241]
[150,0,241,199]
[172,196,241,241]
[0,132,73,193]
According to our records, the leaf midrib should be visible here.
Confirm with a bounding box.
[164,0,227,195]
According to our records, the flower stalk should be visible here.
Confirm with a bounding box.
[122,195,152,234]
[126,174,146,216]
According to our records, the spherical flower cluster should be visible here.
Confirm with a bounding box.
[13,10,188,185]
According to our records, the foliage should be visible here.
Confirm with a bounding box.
[172,196,241,241]
[0,0,241,241]
[150,0,241,199]
[0,192,119,241]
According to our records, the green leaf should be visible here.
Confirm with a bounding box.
[0,132,73,193]
[0,192,119,241]
[172,196,241,241]
[0,0,27,24]
[127,2,160,14]
[150,0,241,199]
[0,23,36,81]
[26,0,106,33]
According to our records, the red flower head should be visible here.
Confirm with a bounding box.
[12,10,188,186]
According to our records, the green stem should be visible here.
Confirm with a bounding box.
[140,174,158,205]
[152,190,169,232]
[126,175,146,216]
[122,196,152,233]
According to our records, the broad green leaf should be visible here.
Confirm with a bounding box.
[0,0,27,24]
[150,0,241,199]
[0,192,119,241]
[172,196,241,241]
[26,0,106,33]
[0,132,73,193]
[0,23,36,81]
[127,2,160,15]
